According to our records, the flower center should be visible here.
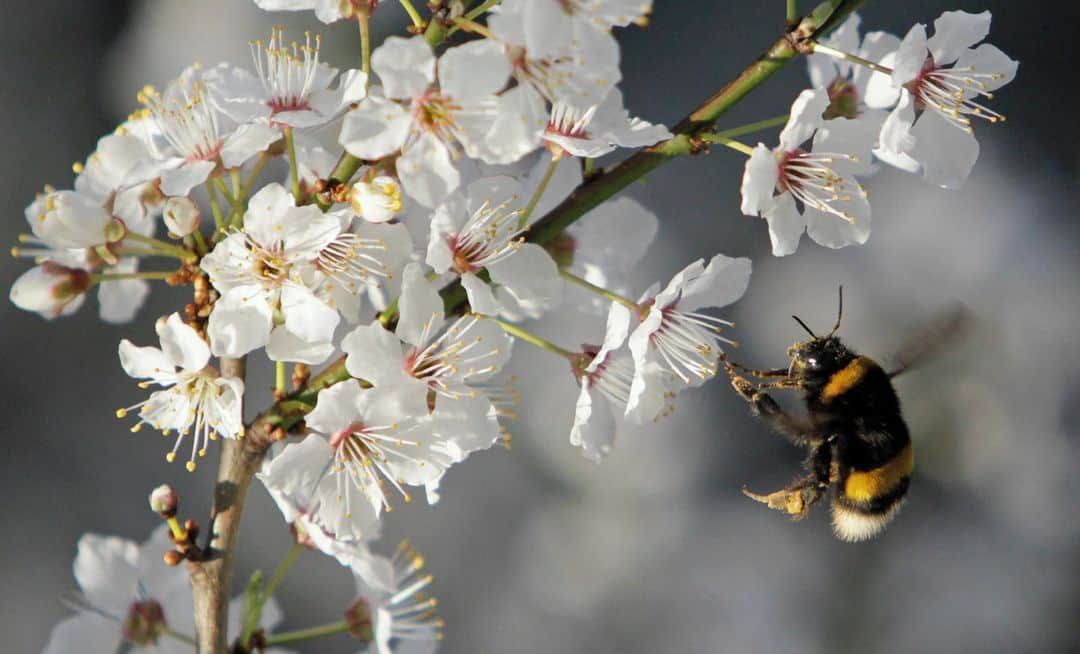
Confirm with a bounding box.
[825,76,860,119]
[252,27,321,115]
[649,303,735,383]
[136,76,224,162]
[411,91,462,148]
[776,148,860,223]
[328,420,423,515]
[122,600,166,645]
[252,246,291,285]
[447,199,524,275]
[907,55,1005,132]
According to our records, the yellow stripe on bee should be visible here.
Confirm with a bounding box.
[821,356,876,403]
[844,443,914,503]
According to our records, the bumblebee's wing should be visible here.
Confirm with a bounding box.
[887,303,972,378]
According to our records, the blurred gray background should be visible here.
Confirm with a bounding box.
[3,1,1078,652]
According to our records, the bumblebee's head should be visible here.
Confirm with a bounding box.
[785,287,853,386]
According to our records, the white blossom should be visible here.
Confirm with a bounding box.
[207,27,367,129]
[627,254,750,417]
[865,10,1017,189]
[740,88,876,255]
[351,175,404,223]
[349,542,443,654]
[427,176,561,319]
[117,313,244,471]
[806,13,899,122]
[133,64,280,196]
[340,36,511,207]
[544,89,671,159]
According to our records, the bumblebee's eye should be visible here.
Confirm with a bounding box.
[806,357,819,369]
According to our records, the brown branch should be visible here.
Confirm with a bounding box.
[187,357,279,654]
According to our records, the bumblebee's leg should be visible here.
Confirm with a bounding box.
[725,360,790,379]
[756,379,802,391]
[744,443,833,520]
[727,373,821,445]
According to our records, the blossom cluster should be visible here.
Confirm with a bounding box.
[16,2,1016,653]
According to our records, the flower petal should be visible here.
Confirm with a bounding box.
[342,321,410,386]
[778,89,828,151]
[570,384,614,463]
[267,327,334,365]
[740,144,780,215]
[398,132,461,208]
[159,160,216,197]
[397,262,445,346]
[927,10,991,66]
[281,284,340,344]
[339,96,412,160]
[954,43,1018,92]
[461,272,501,316]
[157,313,210,372]
[207,291,273,358]
[910,108,980,190]
[372,36,435,100]
[220,123,281,168]
[763,193,807,257]
[438,39,511,99]
[73,533,139,613]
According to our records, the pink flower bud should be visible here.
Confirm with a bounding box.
[9,263,91,319]
[148,484,178,517]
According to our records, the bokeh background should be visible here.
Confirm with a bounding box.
[3,1,1078,652]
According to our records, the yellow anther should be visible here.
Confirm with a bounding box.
[186,461,197,472]
[115,408,127,418]
[166,452,176,462]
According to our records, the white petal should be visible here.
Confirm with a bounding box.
[266,327,334,365]
[864,50,902,109]
[73,533,138,613]
[927,10,991,66]
[487,243,562,309]
[569,196,656,275]
[281,284,340,344]
[461,272,501,316]
[570,385,614,463]
[524,0,574,59]
[873,91,920,173]
[484,85,547,164]
[679,253,752,312]
[372,36,435,100]
[853,31,902,93]
[438,39,511,99]
[910,109,980,190]
[805,188,871,249]
[242,183,295,247]
[778,89,828,150]
[118,340,175,384]
[307,380,368,435]
[44,613,121,654]
[158,313,210,372]
[208,291,273,358]
[625,361,671,424]
[740,144,780,215]
[159,160,215,197]
[398,133,461,208]
[341,321,408,385]
[98,271,148,324]
[339,96,412,160]
[813,116,877,176]
[954,43,1018,92]
[429,394,501,457]
[220,123,281,168]
[397,263,445,346]
[588,302,632,373]
[892,24,929,86]
[763,193,807,257]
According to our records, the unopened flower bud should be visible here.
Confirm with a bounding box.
[163,197,200,238]
[149,484,178,517]
[350,176,403,223]
[344,595,374,644]
[122,600,166,645]
[103,217,128,244]
[9,263,91,319]
[163,549,185,566]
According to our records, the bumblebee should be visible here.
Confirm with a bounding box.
[722,288,968,542]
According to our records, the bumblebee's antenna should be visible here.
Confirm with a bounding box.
[792,315,816,337]
[829,285,844,336]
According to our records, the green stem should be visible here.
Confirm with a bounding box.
[712,115,790,139]
[275,361,287,394]
[810,41,893,75]
[702,135,754,155]
[560,270,639,310]
[90,270,174,283]
[378,296,400,328]
[480,315,575,360]
[398,0,424,27]
[284,126,303,204]
[358,11,372,75]
[123,232,195,263]
[264,620,350,646]
[212,177,239,211]
[786,0,798,25]
[244,542,303,642]
[206,181,226,236]
[243,153,270,196]
[446,0,503,37]
[519,156,560,228]
[159,626,197,646]
[191,229,208,255]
